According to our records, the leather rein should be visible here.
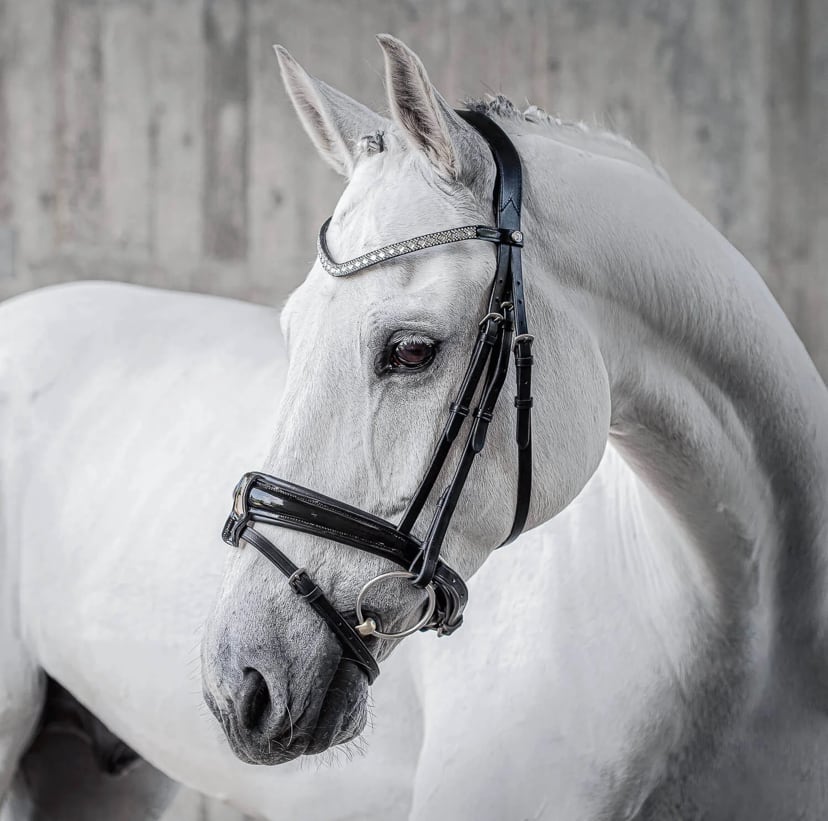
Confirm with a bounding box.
[222,111,533,683]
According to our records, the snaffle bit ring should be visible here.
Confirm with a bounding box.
[354,571,437,640]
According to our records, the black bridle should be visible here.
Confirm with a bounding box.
[222,111,533,683]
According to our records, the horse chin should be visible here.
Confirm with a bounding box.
[300,660,370,757]
[208,658,370,766]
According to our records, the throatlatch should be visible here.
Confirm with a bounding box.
[222,111,533,683]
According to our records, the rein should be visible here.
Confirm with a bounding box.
[222,111,533,683]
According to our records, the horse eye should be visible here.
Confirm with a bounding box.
[388,337,436,371]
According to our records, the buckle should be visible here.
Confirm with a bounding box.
[436,616,464,637]
[287,567,322,602]
[514,334,534,367]
[473,226,523,246]
[479,311,504,328]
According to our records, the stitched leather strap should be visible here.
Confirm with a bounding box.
[239,527,381,682]
[503,334,534,544]
[410,303,516,586]
[457,110,534,547]
[223,473,469,643]
[398,314,502,533]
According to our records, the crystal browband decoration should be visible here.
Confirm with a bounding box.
[317,220,482,277]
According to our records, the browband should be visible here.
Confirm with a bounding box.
[317,222,523,277]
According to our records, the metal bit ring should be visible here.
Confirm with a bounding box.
[354,571,437,639]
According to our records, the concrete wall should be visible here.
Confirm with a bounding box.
[0,0,826,376]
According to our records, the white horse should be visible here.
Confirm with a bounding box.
[199,34,828,819]
[0,33,826,821]
[0,280,682,821]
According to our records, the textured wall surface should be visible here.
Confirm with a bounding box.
[0,1,826,818]
[0,0,826,376]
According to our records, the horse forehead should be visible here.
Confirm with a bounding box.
[330,164,483,259]
[282,165,493,341]
[282,273,371,348]
[282,249,488,358]
[284,265,443,331]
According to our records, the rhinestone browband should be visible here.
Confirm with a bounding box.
[317,218,523,277]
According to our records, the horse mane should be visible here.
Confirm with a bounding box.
[464,95,671,184]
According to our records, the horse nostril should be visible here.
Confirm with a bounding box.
[239,668,272,731]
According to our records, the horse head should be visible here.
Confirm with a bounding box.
[201,35,610,765]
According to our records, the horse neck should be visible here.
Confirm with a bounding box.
[524,133,828,681]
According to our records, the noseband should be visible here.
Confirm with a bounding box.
[222,112,533,683]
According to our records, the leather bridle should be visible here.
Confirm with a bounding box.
[222,111,533,683]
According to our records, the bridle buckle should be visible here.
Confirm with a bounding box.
[479,311,505,328]
[287,567,322,602]
[436,617,464,637]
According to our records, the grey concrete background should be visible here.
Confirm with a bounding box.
[0,1,826,818]
[0,0,826,376]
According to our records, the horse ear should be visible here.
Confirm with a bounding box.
[274,45,386,178]
[376,34,487,184]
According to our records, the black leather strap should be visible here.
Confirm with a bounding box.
[398,314,502,534]
[410,303,515,586]
[457,109,534,547]
[239,527,381,682]
[503,333,534,544]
